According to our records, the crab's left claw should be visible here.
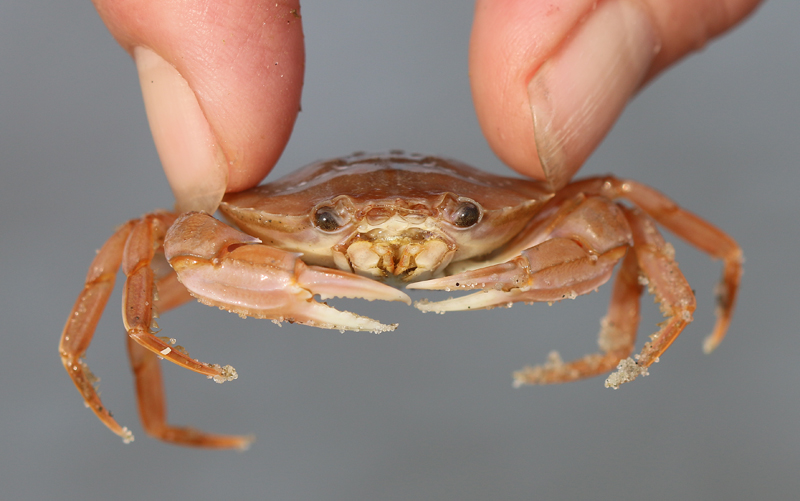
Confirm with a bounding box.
[165,212,409,333]
[410,239,626,312]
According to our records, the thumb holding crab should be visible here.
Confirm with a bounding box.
[92,0,305,213]
[91,0,762,213]
[470,0,761,190]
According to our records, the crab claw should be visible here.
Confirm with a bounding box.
[166,212,409,333]
[297,264,411,305]
[411,241,626,313]
[413,276,613,313]
[407,260,528,292]
[415,289,522,313]
[409,259,535,312]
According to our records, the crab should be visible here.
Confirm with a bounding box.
[60,151,742,448]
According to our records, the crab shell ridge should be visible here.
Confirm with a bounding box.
[219,153,554,280]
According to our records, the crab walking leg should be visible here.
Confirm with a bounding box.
[612,179,742,353]
[165,212,410,333]
[514,249,643,386]
[122,213,238,382]
[122,221,253,448]
[60,221,136,443]
[564,177,743,353]
[152,271,194,313]
[604,207,698,388]
[126,327,254,449]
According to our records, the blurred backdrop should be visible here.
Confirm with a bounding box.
[2,2,798,500]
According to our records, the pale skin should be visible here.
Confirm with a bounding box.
[92,0,763,209]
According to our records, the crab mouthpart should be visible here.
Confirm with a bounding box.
[339,229,454,281]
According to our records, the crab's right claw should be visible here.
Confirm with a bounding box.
[289,259,410,332]
[165,212,408,333]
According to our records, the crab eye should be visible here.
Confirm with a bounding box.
[453,202,481,228]
[313,207,341,232]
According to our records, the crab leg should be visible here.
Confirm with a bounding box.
[513,205,695,388]
[60,220,136,443]
[152,270,194,312]
[126,273,254,449]
[615,179,741,353]
[560,177,743,353]
[122,213,240,382]
[602,206,697,387]
[513,248,642,386]
[165,212,410,334]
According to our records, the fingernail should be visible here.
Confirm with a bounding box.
[134,47,228,213]
[528,0,659,189]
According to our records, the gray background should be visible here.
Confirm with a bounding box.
[2,2,798,500]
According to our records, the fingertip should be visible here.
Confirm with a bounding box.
[471,0,656,188]
[135,47,227,213]
[471,0,761,188]
[95,0,305,207]
[470,0,591,182]
[193,2,305,192]
[527,1,658,189]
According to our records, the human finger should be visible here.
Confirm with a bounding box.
[93,0,305,212]
[469,0,761,189]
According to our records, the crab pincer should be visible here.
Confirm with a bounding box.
[165,212,410,333]
[410,240,627,312]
